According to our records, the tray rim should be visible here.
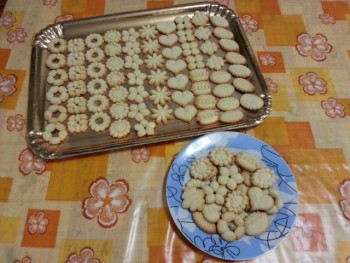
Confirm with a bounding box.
[26,1,272,160]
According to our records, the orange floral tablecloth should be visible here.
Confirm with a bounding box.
[1,0,350,262]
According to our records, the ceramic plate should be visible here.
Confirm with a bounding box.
[166,131,299,261]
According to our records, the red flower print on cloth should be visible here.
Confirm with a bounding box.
[7,28,27,43]
[7,114,25,131]
[55,14,74,23]
[292,215,313,239]
[28,211,49,234]
[0,74,16,103]
[265,78,278,93]
[13,256,31,263]
[43,0,58,7]
[0,11,16,29]
[298,72,327,95]
[339,179,350,220]
[321,97,346,118]
[296,33,332,61]
[82,178,131,228]
[67,247,101,263]
[131,147,150,163]
[239,14,258,32]
[319,13,335,25]
[259,52,276,66]
[19,148,46,175]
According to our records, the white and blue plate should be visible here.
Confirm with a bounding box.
[166,131,299,261]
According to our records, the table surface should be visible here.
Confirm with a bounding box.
[1,0,350,262]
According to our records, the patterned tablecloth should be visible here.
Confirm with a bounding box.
[1,0,350,262]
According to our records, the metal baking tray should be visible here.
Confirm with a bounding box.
[27,1,271,160]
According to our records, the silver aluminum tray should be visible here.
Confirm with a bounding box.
[27,1,271,160]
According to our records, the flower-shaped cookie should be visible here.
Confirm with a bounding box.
[106,72,125,87]
[122,41,141,56]
[209,146,234,167]
[174,15,193,30]
[106,57,124,72]
[139,24,158,40]
[177,29,195,43]
[225,190,249,214]
[194,26,212,41]
[124,54,143,69]
[147,69,168,86]
[105,43,122,56]
[145,54,165,70]
[185,55,205,70]
[127,85,149,103]
[203,180,228,205]
[200,40,218,56]
[151,104,174,124]
[189,157,218,180]
[251,168,276,189]
[127,69,147,86]
[141,39,160,55]
[181,42,200,57]
[121,28,140,42]
[218,165,244,191]
[128,102,151,121]
[109,119,131,138]
[134,119,157,137]
[109,102,129,120]
[149,86,171,105]
[108,86,129,103]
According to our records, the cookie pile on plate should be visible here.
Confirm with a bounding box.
[181,146,283,242]
[42,11,264,144]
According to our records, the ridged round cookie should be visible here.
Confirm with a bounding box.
[216,97,240,111]
[233,78,256,93]
[209,71,231,84]
[225,52,247,65]
[210,16,229,28]
[240,93,264,110]
[213,27,234,39]
[228,64,252,78]
[212,84,235,98]
[219,39,239,52]
[220,110,244,123]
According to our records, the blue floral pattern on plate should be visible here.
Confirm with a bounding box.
[166,131,299,261]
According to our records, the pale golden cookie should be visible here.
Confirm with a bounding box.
[248,186,274,212]
[209,146,234,167]
[202,203,222,223]
[235,151,261,172]
[192,212,217,234]
[196,110,219,125]
[182,179,206,212]
[216,97,240,111]
[251,167,276,189]
[240,93,264,110]
[189,157,218,180]
[219,110,244,124]
[245,212,269,236]
[174,105,197,122]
